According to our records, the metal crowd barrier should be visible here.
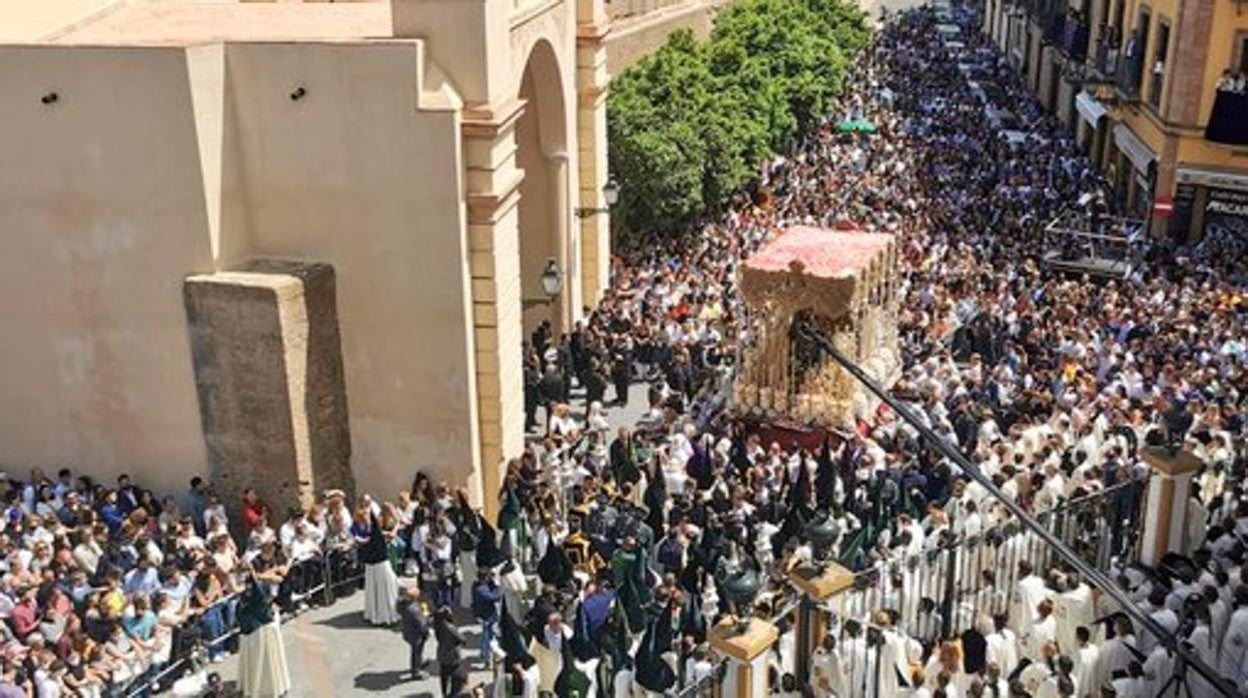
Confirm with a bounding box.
[827,478,1148,649]
[124,547,367,696]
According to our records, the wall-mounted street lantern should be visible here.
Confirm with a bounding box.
[573,177,620,218]
[539,257,563,298]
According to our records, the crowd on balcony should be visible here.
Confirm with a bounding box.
[1215,71,1247,95]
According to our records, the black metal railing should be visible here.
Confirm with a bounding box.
[123,548,366,696]
[1091,38,1120,79]
[1059,17,1090,61]
[794,319,1238,696]
[1206,89,1248,146]
[825,479,1147,646]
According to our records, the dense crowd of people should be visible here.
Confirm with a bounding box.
[2,2,1245,698]
[501,1,1248,697]
[0,468,345,697]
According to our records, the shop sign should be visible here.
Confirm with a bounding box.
[1207,189,1248,217]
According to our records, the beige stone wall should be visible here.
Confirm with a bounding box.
[0,41,479,505]
[604,0,729,73]
[0,46,214,496]
[0,0,614,519]
[221,42,478,503]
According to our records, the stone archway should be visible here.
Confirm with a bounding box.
[515,40,571,339]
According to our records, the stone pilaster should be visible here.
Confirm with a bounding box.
[576,10,612,309]
[1139,446,1203,566]
[462,99,528,519]
[1165,0,1214,127]
[709,618,779,698]
[789,564,854,683]
[183,262,354,522]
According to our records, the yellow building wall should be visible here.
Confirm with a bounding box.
[1113,0,1248,196]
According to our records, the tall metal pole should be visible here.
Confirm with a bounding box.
[794,320,1236,697]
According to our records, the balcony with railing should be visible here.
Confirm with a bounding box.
[1116,51,1143,100]
[1058,14,1089,61]
[1147,60,1165,108]
[1206,85,1248,146]
[1089,37,1120,81]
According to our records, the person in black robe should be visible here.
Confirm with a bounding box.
[500,599,538,696]
[539,364,566,430]
[633,617,676,693]
[475,515,508,570]
[526,584,563,640]
[434,606,466,697]
[553,625,591,698]
[961,621,988,675]
[583,358,608,407]
[537,542,574,590]
[523,355,541,432]
[610,351,631,406]
[642,459,668,539]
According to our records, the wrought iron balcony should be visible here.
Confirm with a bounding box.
[1115,55,1143,100]
[1059,17,1090,61]
[1206,89,1248,146]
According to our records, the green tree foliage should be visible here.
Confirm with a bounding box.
[607,0,870,239]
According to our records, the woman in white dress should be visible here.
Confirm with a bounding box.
[361,511,401,625]
[238,568,291,698]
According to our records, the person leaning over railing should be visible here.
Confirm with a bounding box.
[191,557,231,665]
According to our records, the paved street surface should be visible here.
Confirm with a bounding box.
[204,383,654,696]
[210,592,495,697]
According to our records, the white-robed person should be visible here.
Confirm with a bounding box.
[1022,600,1058,664]
[532,611,572,694]
[877,612,915,698]
[810,634,848,698]
[360,511,401,625]
[238,564,291,698]
[1010,560,1049,639]
[1070,626,1100,697]
[1219,587,1248,685]
[1188,611,1218,698]
[985,614,1019,678]
[1055,572,1095,653]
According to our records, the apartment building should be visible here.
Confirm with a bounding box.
[984,0,1248,241]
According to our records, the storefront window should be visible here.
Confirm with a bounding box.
[1205,189,1248,240]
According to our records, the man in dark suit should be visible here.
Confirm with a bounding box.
[539,363,566,429]
[401,586,430,680]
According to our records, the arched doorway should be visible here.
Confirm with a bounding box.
[515,41,571,341]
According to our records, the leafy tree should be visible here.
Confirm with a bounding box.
[606,0,870,242]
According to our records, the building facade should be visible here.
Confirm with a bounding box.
[983,0,1248,241]
[0,0,618,517]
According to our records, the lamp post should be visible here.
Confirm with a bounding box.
[573,177,620,218]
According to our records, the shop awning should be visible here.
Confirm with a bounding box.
[1075,91,1107,126]
[1113,122,1155,174]
[1176,165,1248,193]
